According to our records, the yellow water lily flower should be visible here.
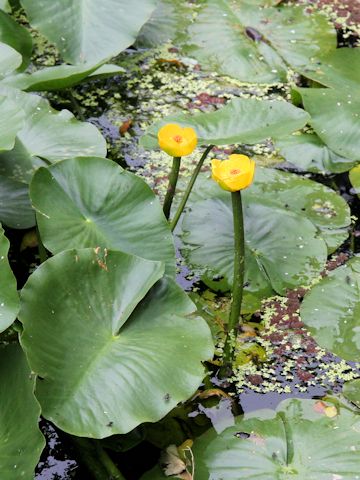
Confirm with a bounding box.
[158,123,197,157]
[211,154,255,192]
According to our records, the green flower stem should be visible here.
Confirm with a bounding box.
[170,145,214,232]
[224,190,245,362]
[163,156,181,220]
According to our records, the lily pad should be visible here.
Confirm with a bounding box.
[0,87,106,182]
[19,248,213,437]
[343,380,360,409]
[192,399,360,479]
[0,94,25,151]
[0,225,19,332]
[0,175,35,228]
[21,0,157,64]
[301,257,360,362]
[275,132,357,174]
[248,167,350,253]
[142,399,360,479]
[0,41,22,77]
[296,87,360,162]
[0,343,45,479]
[30,157,176,275]
[182,167,348,308]
[0,10,32,70]
[182,170,330,311]
[299,48,360,90]
[137,0,191,48]
[186,1,335,83]
[140,98,310,149]
[191,168,350,253]
[2,62,124,91]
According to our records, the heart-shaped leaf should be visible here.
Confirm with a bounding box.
[0,10,32,70]
[186,1,335,83]
[0,86,106,182]
[301,257,360,362]
[142,399,360,479]
[0,225,20,332]
[275,132,357,174]
[20,248,213,437]
[30,157,176,275]
[0,343,45,479]
[181,168,348,309]
[21,0,157,64]
[0,176,34,228]
[182,194,327,311]
[296,87,360,162]
[192,399,360,479]
[140,98,310,149]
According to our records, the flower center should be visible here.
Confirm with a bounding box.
[230,168,241,175]
[173,135,183,143]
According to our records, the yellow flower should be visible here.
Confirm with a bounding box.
[158,123,197,157]
[211,154,255,192]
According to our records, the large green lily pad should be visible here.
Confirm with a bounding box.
[248,167,350,253]
[142,399,360,479]
[0,87,106,182]
[20,248,213,437]
[141,98,309,149]
[299,48,360,90]
[30,157,176,275]
[21,0,157,64]
[0,175,34,228]
[0,224,20,332]
[182,167,348,309]
[192,399,360,479]
[182,194,326,310]
[275,132,357,174]
[301,256,360,362]
[0,343,45,479]
[186,1,335,83]
[296,87,360,162]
